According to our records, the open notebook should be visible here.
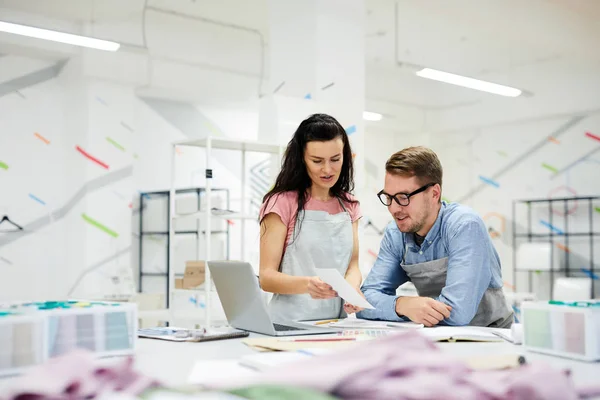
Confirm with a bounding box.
[138,326,249,342]
[422,327,504,342]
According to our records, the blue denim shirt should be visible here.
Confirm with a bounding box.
[357,201,503,325]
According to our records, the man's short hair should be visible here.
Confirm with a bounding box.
[385,146,443,188]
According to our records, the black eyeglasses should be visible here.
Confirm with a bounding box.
[377,182,436,207]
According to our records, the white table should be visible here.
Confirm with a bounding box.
[134,333,600,392]
[1,332,597,397]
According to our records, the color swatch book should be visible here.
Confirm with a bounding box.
[0,300,137,377]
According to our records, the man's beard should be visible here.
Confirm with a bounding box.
[395,209,427,233]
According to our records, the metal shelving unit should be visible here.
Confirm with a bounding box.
[169,137,284,327]
[512,196,600,299]
[138,187,230,307]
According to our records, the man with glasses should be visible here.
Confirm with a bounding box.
[357,146,513,327]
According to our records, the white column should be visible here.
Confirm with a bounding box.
[260,0,367,276]
[260,0,366,191]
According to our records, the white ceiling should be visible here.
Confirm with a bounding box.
[365,0,600,107]
[1,0,599,131]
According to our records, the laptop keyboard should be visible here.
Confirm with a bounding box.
[273,323,306,332]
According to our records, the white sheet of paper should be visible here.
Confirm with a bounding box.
[315,268,375,309]
[188,359,258,385]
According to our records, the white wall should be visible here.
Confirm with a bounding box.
[0,53,262,302]
[430,112,600,299]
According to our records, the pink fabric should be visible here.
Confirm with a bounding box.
[259,191,362,249]
[1,350,159,400]
[220,331,600,400]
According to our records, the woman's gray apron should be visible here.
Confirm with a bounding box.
[401,253,513,328]
[268,198,353,322]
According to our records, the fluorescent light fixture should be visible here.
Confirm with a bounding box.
[416,68,522,97]
[0,21,120,52]
[363,111,383,121]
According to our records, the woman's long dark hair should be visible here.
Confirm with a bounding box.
[260,113,356,241]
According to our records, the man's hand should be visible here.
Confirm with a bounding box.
[395,296,452,327]
[307,277,338,299]
[343,287,366,314]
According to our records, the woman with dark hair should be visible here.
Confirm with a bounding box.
[259,113,363,322]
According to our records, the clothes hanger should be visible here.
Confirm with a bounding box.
[0,215,24,231]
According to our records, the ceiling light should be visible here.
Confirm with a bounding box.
[363,111,382,121]
[0,21,120,52]
[415,68,522,97]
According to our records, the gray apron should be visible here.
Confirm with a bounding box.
[401,254,513,328]
[268,198,353,322]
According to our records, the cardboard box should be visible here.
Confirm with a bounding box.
[174,278,183,289]
[182,261,205,289]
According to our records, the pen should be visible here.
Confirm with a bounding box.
[314,319,339,325]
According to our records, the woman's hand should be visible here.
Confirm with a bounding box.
[307,277,338,299]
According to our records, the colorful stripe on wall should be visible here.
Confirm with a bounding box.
[81,214,119,238]
[112,191,125,200]
[580,268,599,280]
[556,243,570,253]
[273,81,285,93]
[0,161,8,170]
[75,146,109,170]
[548,137,560,144]
[0,256,12,265]
[345,125,357,135]
[28,194,46,206]
[34,132,50,144]
[585,131,600,142]
[541,163,559,173]
[106,137,125,152]
[120,121,134,133]
[478,176,500,188]
[595,207,600,215]
[539,220,564,235]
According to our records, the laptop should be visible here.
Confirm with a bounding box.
[207,260,339,336]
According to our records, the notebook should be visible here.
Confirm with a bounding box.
[422,327,503,342]
[138,326,249,342]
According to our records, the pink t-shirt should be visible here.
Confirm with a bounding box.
[259,191,362,249]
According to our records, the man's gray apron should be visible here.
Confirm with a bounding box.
[401,254,513,328]
[269,198,353,322]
